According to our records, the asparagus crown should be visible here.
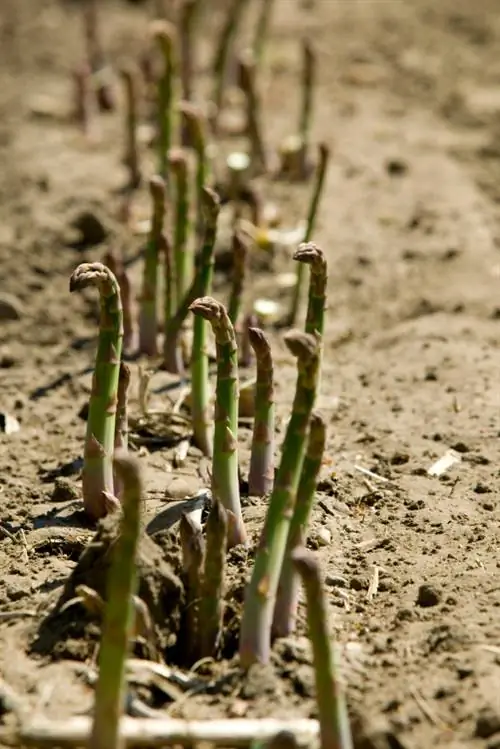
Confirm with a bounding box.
[292,241,326,273]
[179,101,206,152]
[248,326,272,360]
[283,329,320,362]
[69,261,120,298]
[168,147,189,174]
[201,186,221,222]
[150,18,177,49]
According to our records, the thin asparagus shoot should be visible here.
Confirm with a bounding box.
[179,0,201,144]
[179,512,205,663]
[227,230,248,326]
[237,52,267,173]
[293,242,327,337]
[288,143,330,328]
[119,65,141,190]
[69,263,123,520]
[90,452,143,749]
[239,330,321,666]
[113,362,131,501]
[189,297,246,547]
[299,39,315,175]
[72,62,99,141]
[199,499,228,658]
[179,101,208,240]
[162,232,175,327]
[211,0,251,130]
[253,0,276,66]
[83,0,115,112]
[152,21,176,182]
[168,147,191,307]
[292,548,353,749]
[272,412,326,638]
[163,188,220,374]
[139,176,166,357]
[116,264,134,353]
[248,327,275,497]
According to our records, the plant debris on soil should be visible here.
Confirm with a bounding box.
[2,1,500,748]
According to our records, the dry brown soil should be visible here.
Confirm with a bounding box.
[1,1,500,747]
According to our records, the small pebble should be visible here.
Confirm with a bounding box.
[164,475,202,500]
[51,477,79,503]
[0,294,23,321]
[475,708,500,739]
[314,527,331,547]
[416,583,441,607]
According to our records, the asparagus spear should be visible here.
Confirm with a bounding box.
[247,327,275,497]
[116,264,134,353]
[83,0,115,112]
[288,143,330,327]
[293,242,327,337]
[299,40,315,174]
[292,548,353,749]
[239,312,258,368]
[272,412,326,638]
[179,0,201,144]
[89,452,143,749]
[152,21,176,182]
[199,499,228,657]
[162,232,175,328]
[189,297,246,547]
[168,148,191,308]
[239,329,321,666]
[163,188,220,374]
[113,363,131,501]
[179,512,205,663]
[190,243,214,457]
[179,101,208,241]
[237,52,267,173]
[119,64,141,190]
[69,263,123,520]
[139,176,166,357]
[211,0,251,130]
[227,230,248,326]
[253,0,276,66]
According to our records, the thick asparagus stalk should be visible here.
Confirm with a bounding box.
[139,176,166,357]
[272,412,326,638]
[211,0,251,129]
[179,512,205,663]
[189,297,246,547]
[237,53,267,173]
[253,0,276,66]
[293,242,327,337]
[90,452,143,749]
[163,188,220,374]
[179,102,208,240]
[247,328,275,497]
[168,148,191,308]
[152,21,176,181]
[119,65,141,190]
[239,329,321,666]
[292,548,353,749]
[288,143,330,327]
[199,499,228,658]
[69,263,123,520]
[227,230,248,326]
[179,0,200,144]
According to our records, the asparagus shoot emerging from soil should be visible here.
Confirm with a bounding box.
[69,263,123,520]
[163,188,220,374]
[189,297,246,547]
[119,65,141,190]
[292,547,353,749]
[199,499,228,657]
[288,143,330,327]
[237,52,267,173]
[179,512,205,663]
[247,327,275,497]
[227,230,248,326]
[152,21,176,181]
[211,0,251,128]
[240,312,258,368]
[293,242,327,337]
[239,329,321,666]
[90,452,143,749]
[169,148,191,307]
[139,176,166,356]
[179,101,209,240]
[179,0,200,142]
[253,0,276,66]
[272,412,326,638]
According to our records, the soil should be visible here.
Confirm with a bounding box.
[1,0,500,747]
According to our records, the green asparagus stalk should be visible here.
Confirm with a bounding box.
[299,40,315,171]
[162,232,175,329]
[291,548,353,749]
[179,512,205,663]
[89,452,142,749]
[288,143,330,327]
[116,264,134,353]
[163,188,220,374]
[168,147,191,307]
[179,101,208,241]
[239,329,321,666]
[227,230,248,326]
[253,0,276,66]
[179,0,201,144]
[293,242,327,337]
[211,0,251,130]
[237,52,267,173]
[152,21,176,182]
[69,263,123,520]
[119,64,141,190]
[113,361,130,501]
[199,498,228,657]
[272,412,326,638]
[247,327,275,497]
[139,176,166,357]
[189,297,246,547]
